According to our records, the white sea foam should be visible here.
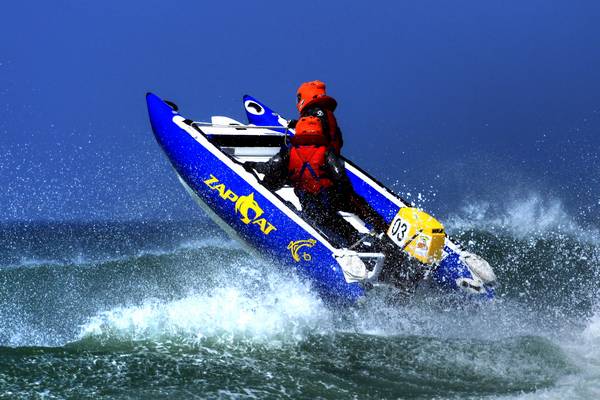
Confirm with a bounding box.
[583,312,600,342]
[79,277,331,344]
[446,192,599,241]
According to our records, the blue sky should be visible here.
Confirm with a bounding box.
[1,1,599,222]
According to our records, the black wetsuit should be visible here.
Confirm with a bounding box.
[246,147,388,237]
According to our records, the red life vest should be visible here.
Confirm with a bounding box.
[288,117,334,194]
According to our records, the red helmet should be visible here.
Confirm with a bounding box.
[296,80,337,113]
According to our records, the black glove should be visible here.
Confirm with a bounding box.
[243,161,258,171]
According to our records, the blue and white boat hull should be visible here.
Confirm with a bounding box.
[146,92,495,305]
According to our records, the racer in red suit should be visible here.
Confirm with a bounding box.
[245,116,387,238]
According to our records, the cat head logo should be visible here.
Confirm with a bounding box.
[234,193,264,224]
[288,239,317,262]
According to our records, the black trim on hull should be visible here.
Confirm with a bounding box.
[208,134,286,148]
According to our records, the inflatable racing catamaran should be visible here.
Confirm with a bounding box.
[146,93,497,305]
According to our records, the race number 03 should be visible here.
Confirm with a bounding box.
[389,216,411,247]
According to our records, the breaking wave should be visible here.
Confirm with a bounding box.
[79,281,330,345]
[446,192,597,240]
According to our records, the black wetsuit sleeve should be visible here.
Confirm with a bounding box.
[325,150,348,183]
[248,148,289,190]
[250,148,285,174]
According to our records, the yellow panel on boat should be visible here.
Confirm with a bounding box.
[387,207,445,265]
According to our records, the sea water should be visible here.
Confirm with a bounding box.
[0,196,599,399]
